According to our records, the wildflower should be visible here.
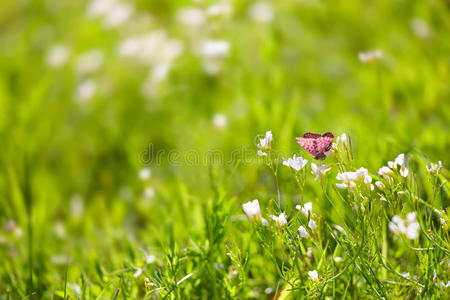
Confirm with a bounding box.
[358,50,382,64]
[133,268,143,278]
[243,200,262,222]
[207,2,233,17]
[143,187,155,200]
[336,167,373,190]
[87,0,134,28]
[389,212,420,240]
[257,130,272,156]
[378,166,394,177]
[334,257,344,262]
[76,80,96,102]
[248,2,274,23]
[176,7,206,28]
[282,155,308,172]
[426,161,442,176]
[145,254,156,264]
[45,45,71,68]
[296,202,313,217]
[311,163,331,180]
[308,219,316,231]
[335,133,348,147]
[375,181,385,190]
[139,168,151,180]
[270,213,287,227]
[411,18,430,39]
[261,218,268,226]
[70,194,84,218]
[76,49,104,74]
[440,281,450,289]
[308,270,319,281]
[298,226,308,238]
[212,114,228,129]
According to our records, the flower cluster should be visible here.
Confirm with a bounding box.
[336,167,373,190]
[426,161,442,177]
[283,155,308,172]
[257,131,272,156]
[358,49,382,64]
[389,212,420,240]
[378,153,409,179]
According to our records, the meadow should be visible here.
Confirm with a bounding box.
[0,0,449,299]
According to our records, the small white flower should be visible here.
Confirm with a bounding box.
[378,166,394,177]
[257,131,272,156]
[411,18,430,39]
[133,268,143,278]
[248,2,274,23]
[298,226,308,238]
[200,40,230,59]
[311,163,331,180]
[139,168,151,180]
[426,161,442,176]
[243,200,261,221]
[76,49,104,74]
[212,114,228,129]
[296,202,313,217]
[261,217,268,226]
[271,213,287,227]
[207,2,233,17]
[336,133,348,147]
[308,219,316,231]
[143,187,155,200]
[389,213,420,240]
[308,270,319,281]
[145,254,156,264]
[440,280,450,289]
[46,45,71,68]
[176,7,206,28]
[282,155,308,172]
[358,49,382,64]
[375,181,385,190]
[334,257,344,262]
[76,80,96,102]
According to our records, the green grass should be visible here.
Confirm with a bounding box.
[0,0,449,299]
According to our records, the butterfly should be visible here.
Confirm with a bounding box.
[296,132,334,160]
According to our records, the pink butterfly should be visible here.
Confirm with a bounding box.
[296,132,334,160]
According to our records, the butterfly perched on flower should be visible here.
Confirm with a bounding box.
[296,132,334,160]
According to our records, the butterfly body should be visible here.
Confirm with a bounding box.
[296,132,334,160]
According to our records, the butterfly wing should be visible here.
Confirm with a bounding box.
[296,132,334,159]
[296,137,320,157]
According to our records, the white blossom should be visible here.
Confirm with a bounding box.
[45,45,71,68]
[257,131,272,156]
[282,155,308,172]
[308,219,316,231]
[358,50,382,64]
[296,202,313,217]
[176,7,206,28]
[411,18,431,39]
[311,163,331,180]
[76,80,96,102]
[375,181,385,190]
[139,168,151,180]
[212,114,228,129]
[308,270,319,281]
[270,213,287,227]
[298,226,308,238]
[76,49,104,74]
[248,2,274,23]
[426,161,442,176]
[243,200,261,222]
[389,213,420,240]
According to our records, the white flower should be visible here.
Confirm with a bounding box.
[76,80,96,102]
[298,226,308,238]
[69,194,84,218]
[261,217,268,226]
[257,131,272,156]
[333,224,348,236]
[375,181,384,190]
[411,18,430,39]
[199,40,230,59]
[334,257,344,262]
[139,168,151,180]
[212,114,228,129]
[248,2,274,23]
[358,50,382,64]
[336,133,348,147]
[76,49,104,74]
[133,268,143,278]
[271,213,287,227]
[102,2,134,28]
[426,161,442,176]
[378,166,394,177]
[311,163,331,180]
[45,45,71,68]
[308,219,316,231]
[207,2,233,17]
[243,200,261,221]
[282,155,308,171]
[308,270,319,281]
[389,213,420,240]
[176,7,206,28]
[440,280,450,289]
[143,187,155,200]
[296,202,313,217]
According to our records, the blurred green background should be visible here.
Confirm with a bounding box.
[0,0,449,298]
